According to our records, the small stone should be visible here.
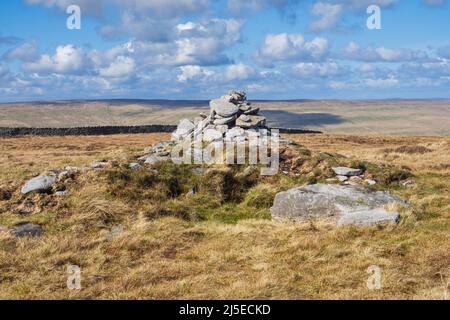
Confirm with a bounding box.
[365,179,377,186]
[55,190,68,197]
[243,107,260,116]
[225,127,246,141]
[21,175,57,194]
[91,161,109,169]
[213,114,237,125]
[129,163,142,171]
[236,115,266,129]
[238,114,251,122]
[11,223,42,238]
[144,156,166,165]
[337,175,349,182]
[332,167,363,177]
[215,125,229,135]
[239,104,251,112]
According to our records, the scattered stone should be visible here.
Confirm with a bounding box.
[91,161,109,169]
[337,175,349,182]
[11,223,43,238]
[129,163,142,171]
[365,179,377,186]
[55,190,68,197]
[332,167,363,177]
[225,127,246,142]
[271,184,407,226]
[401,179,416,188]
[144,156,166,165]
[58,171,70,181]
[21,175,57,194]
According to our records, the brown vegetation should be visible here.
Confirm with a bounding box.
[0,133,449,299]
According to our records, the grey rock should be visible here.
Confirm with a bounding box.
[238,114,251,122]
[215,125,229,135]
[11,223,43,238]
[278,139,296,145]
[129,163,142,170]
[172,119,195,141]
[332,167,363,177]
[144,156,167,165]
[55,190,68,197]
[210,99,240,117]
[21,175,57,194]
[337,175,349,182]
[243,107,260,116]
[58,171,70,181]
[365,179,377,186]
[338,208,400,226]
[236,115,266,129]
[203,129,223,142]
[225,127,246,141]
[271,184,407,226]
[91,161,109,169]
[239,104,251,112]
[222,90,246,103]
[213,114,237,125]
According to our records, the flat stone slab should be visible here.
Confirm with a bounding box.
[11,223,43,238]
[210,99,239,117]
[332,167,363,176]
[21,175,57,194]
[213,114,237,125]
[236,115,266,129]
[271,184,408,226]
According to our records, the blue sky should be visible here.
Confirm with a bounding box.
[1,0,450,101]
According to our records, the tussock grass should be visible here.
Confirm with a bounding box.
[0,133,449,299]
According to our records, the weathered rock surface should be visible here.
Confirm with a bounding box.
[210,99,240,118]
[171,90,271,143]
[129,163,142,170]
[11,223,43,238]
[271,184,407,226]
[21,175,57,194]
[332,167,363,177]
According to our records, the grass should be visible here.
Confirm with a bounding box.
[0,133,449,299]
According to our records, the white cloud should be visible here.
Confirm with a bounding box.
[365,77,399,87]
[224,64,254,81]
[341,42,428,62]
[23,45,87,74]
[293,60,341,77]
[99,56,135,78]
[257,33,329,66]
[177,65,214,82]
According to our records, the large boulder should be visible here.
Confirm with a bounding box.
[21,175,57,194]
[271,184,407,226]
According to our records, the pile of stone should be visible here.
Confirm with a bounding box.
[172,90,272,143]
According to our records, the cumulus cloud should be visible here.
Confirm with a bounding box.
[423,0,447,6]
[23,45,88,74]
[341,42,429,62]
[256,33,329,66]
[98,56,135,78]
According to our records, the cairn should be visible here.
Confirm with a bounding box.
[172,90,273,143]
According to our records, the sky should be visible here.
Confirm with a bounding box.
[0,0,450,101]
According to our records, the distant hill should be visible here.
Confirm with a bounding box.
[0,99,449,136]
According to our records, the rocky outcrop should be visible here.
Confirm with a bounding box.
[271,184,408,226]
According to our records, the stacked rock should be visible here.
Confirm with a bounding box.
[172,90,270,143]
